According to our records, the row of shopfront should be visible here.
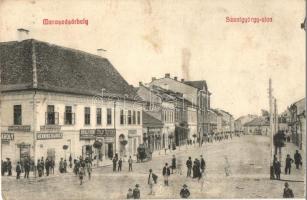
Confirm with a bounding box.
[1,124,142,165]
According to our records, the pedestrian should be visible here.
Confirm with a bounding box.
[59,158,64,173]
[294,150,302,169]
[273,159,281,180]
[16,161,22,180]
[192,161,198,178]
[133,184,141,199]
[148,169,157,195]
[162,163,171,186]
[128,156,133,172]
[224,156,231,176]
[186,157,192,177]
[200,155,206,173]
[64,159,68,173]
[45,158,50,176]
[283,182,294,198]
[7,158,12,176]
[118,158,122,172]
[37,159,43,177]
[86,161,92,180]
[41,157,45,175]
[285,154,294,175]
[171,155,176,174]
[126,188,134,199]
[1,160,6,176]
[74,160,79,175]
[24,158,30,179]
[79,166,85,185]
[180,184,190,199]
[50,158,55,174]
[69,154,72,168]
[112,156,117,172]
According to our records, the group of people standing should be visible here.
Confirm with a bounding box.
[36,157,55,177]
[186,155,206,179]
[112,154,134,172]
[272,150,302,180]
[73,156,92,185]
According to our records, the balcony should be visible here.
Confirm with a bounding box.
[45,112,59,125]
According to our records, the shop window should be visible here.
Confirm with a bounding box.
[65,106,75,125]
[46,105,59,125]
[13,105,22,125]
[96,108,102,125]
[107,108,112,125]
[84,107,91,125]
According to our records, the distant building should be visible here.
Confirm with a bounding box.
[148,73,211,142]
[243,117,270,135]
[235,114,258,132]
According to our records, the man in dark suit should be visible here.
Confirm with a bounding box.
[162,163,171,186]
[186,157,192,178]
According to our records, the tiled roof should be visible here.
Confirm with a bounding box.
[0,39,137,99]
[142,111,163,128]
[243,117,269,127]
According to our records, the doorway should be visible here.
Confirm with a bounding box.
[107,143,113,159]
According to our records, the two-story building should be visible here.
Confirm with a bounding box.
[0,38,143,166]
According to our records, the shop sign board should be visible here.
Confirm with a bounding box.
[37,132,63,140]
[8,125,31,132]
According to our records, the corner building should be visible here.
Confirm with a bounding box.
[0,39,143,166]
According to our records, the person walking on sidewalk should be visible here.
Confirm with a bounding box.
[86,161,92,180]
[45,158,50,176]
[148,169,157,195]
[273,159,281,180]
[79,166,85,185]
[50,158,55,174]
[7,158,12,176]
[285,154,294,175]
[200,155,206,173]
[283,182,294,198]
[294,150,302,169]
[171,155,176,174]
[64,159,67,173]
[186,157,192,177]
[24,158,30,179]
[16,161,22,180]
[118,158,122,172]
[112,156,118,172]
[128,156,133,172]
[162,163,171,186]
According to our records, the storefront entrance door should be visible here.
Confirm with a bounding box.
[107,143,113,159]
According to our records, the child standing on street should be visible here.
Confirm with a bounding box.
[79,166,85,185]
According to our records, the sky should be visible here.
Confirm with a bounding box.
[0,0,305,118]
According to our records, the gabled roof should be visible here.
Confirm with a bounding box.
[142,111,163,128]
[243,117,269,127]
[0,39,137,99]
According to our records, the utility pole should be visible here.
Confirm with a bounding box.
[269,78,274,179]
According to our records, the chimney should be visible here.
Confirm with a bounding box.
[97,48,107,58]
[139,82,143,86]
[17,28,29,41]
[181,78,185,82]
[174,76,178,81]
[152,77,156,82]
[165,73,170,78]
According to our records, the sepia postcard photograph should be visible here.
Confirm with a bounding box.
[0,0,305,199]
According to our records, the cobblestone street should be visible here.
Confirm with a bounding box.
[2,135,305,199]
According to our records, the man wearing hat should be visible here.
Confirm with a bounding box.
[148,169,156,195]
[133,184,140,199]
[126,188,134,199]
[283,182,294,198]
[180,184,190,199]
